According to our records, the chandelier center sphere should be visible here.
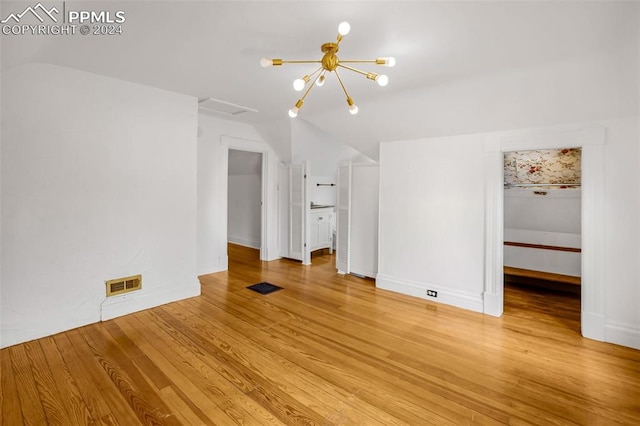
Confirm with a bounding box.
[321,43,339,71]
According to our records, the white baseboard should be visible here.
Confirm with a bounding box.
[228,236,260,249]
[483,292,503,317]
[582,311,606,342]
[376,274,484,313]
[605,321,640,350]
[351,268,377,280]
[100,281,201,321]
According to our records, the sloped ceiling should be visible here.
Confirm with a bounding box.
[2,1,637,159]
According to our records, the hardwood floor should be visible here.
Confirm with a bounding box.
[2,244,639,425]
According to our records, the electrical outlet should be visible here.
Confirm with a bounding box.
[426,289,438,298]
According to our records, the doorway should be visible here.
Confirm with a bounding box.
[502,148,582,331]
[483,125,606,341]
[227,149,263,256]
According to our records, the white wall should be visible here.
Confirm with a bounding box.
[1,63,199,348]
[292,119,372,175]
[308,176,336,207]
[504,188,581,276]
[197,113,280,275]
[378,134,488,313]
[378,117,640,349]
[292,119,372,208]
[228,168,262,248]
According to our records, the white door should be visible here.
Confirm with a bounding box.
[336,162,351,274]
[278,163,290,258]
[289,163,306,262]
[350,164,379,278]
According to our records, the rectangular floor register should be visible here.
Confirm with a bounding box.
[246,282,283,295]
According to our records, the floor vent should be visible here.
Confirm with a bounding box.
[106,274,142,297]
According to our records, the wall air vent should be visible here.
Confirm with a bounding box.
[198,98,258,116]
[106,274,142,297]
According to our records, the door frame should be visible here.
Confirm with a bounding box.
[221,136,270,261]
[483,125,606,341]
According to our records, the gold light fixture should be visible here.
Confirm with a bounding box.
[260,21,395,117]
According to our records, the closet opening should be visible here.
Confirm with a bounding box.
[502,148,582,332]
[227,149,263,263]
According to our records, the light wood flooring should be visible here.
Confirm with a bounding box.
[2,244,639,425]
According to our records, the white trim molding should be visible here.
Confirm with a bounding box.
[483,138,504,317]
[227,236,260,249]
[221,135,279,262]
[483,124,607,341]
[377,274,484,314]
[100,281,201,321]
[605,321,640,350]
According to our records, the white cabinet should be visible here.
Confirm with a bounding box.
[309,207,334,253]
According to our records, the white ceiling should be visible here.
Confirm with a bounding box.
[2,1,636,159]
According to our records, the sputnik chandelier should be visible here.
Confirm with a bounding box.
[260,21,395,118]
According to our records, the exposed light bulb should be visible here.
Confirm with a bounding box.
[381,57,396,67]
[260,58,273,68]
[288,107,299,118]
[338,21,351,36]
[346,97,358,115]
[376,74,389,87]
[293,78,306,91]
[316,74,325,87]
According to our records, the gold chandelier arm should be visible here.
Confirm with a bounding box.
[337,63,378,80]
[333,69,352,99]
[334,69,359,114]
[299,73,319,102]
[337,60,378,64]
[340,58,395,66]
[281,60,323,64]
[306,66,324,79]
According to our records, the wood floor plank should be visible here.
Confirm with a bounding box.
[78,325,181,425]
[9,344,48,425]
[62,330,142,425]
[1,244,639,425]
[117,320,243,425]
[204,287,502,421]
[1,347,24,425]
[163,301,409,426]
[158,385,213,426]
[51,332,116,422]
[38,336,95,425]
[24,340,75,425]
[119,310,283,425]
[100,321,173,392]
[182,289,488,424]
[150,307,330,424]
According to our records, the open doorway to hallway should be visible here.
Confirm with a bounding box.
[502,148,582,333]
[227,149,262,262]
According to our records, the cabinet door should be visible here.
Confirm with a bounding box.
[309,212,332,250]
[317,214,332,246]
